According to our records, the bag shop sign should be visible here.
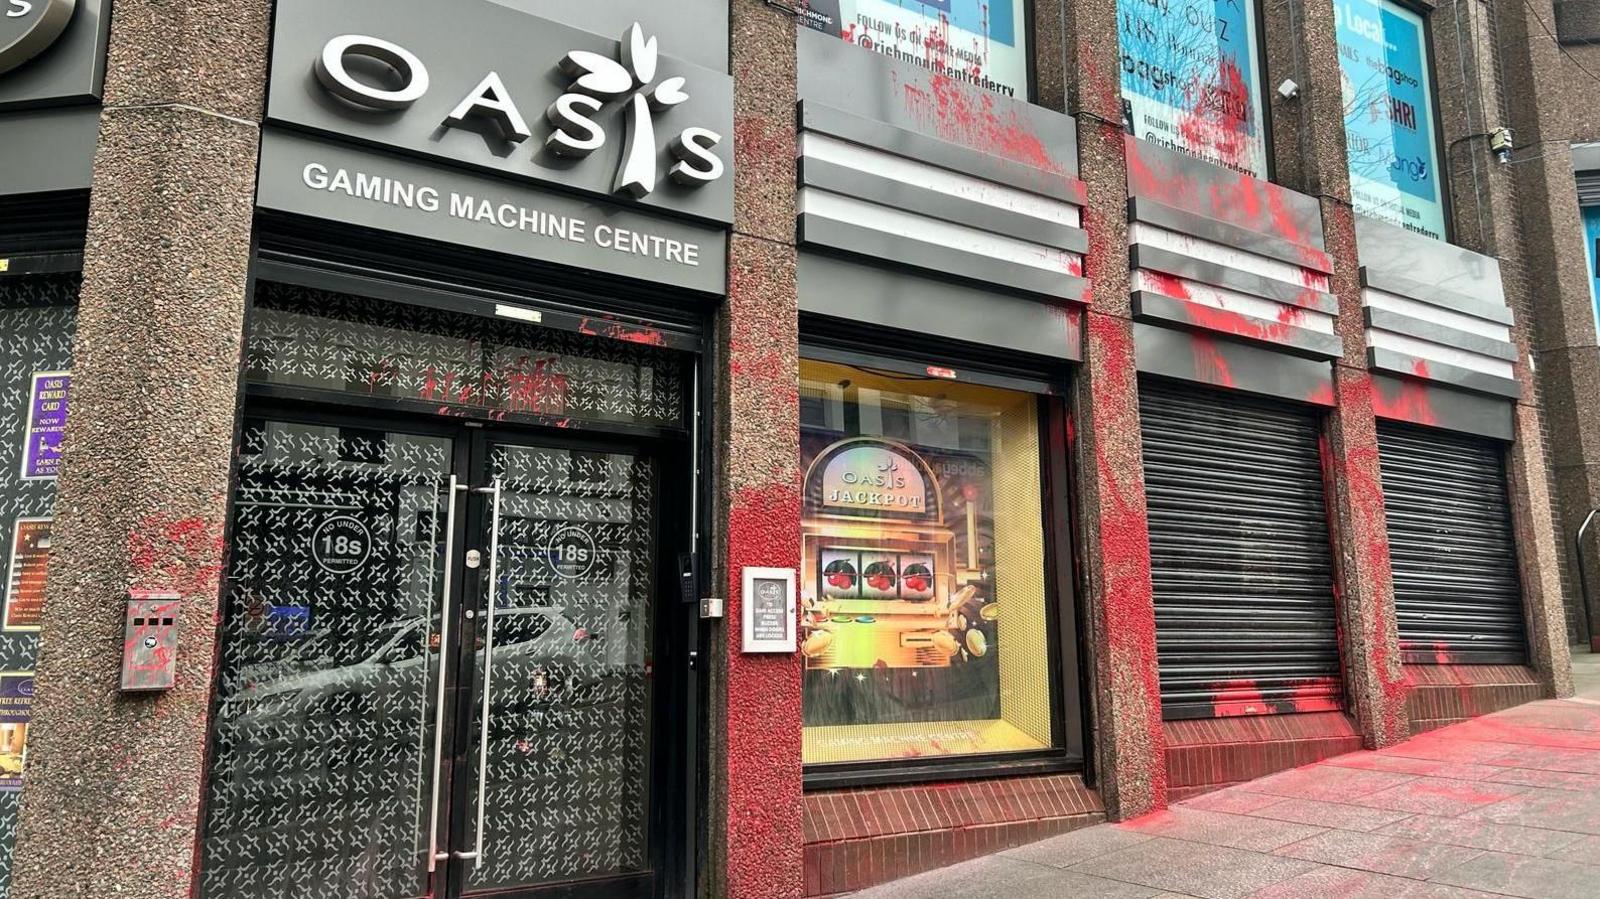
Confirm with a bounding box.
[268,0,734,225]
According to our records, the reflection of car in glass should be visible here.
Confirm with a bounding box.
[218,605,623,734]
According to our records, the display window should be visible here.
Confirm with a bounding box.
[1335,0,1448,241]
[799,359,1059,767]
[797,0,1032,100]
[1117,0,1270,177]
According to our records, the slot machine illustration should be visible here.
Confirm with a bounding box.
[799,438,988,669]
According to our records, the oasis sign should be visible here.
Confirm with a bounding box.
[268,0,735,224]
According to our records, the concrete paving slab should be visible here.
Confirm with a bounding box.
[1246,864,1506,899]
[1375,812,1587,855]
[843,855,1017,899]
[1542,832,1600,864]
[997,824,1152,868]
[1482,744,1600,774]
[1270,828,1485,880]
[1069,837,1317,899]
[1378,736,1523,764]
[1462,786,1600,834]
[1235,797,1416,833]
[1346,776,1530,816]
[1113,808,1327,852]
[1482,765,1600,792]
[1175,789,1285,815]
[1430,851,1598,899]
[846,695,1600,898]
[1322,751,1451,775]
[1236,765,1417,802]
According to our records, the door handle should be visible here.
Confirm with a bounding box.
[469,477,504,870]
[427,476,467,873]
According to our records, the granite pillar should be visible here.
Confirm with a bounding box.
[7,2,271,897]
[707,1,805,896]
[1062,0,1168,820]
[1496,0,1600,652]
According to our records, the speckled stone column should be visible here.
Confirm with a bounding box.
[1264,0,1412,747]
[7,2,270,897]
[1061,0,1168,820]
[1495,0,1600,655]
[1322,216,1414,747]
[706,2,804,897]
[1432,0,1575,695]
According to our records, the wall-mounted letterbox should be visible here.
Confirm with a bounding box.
[121,590,180,691]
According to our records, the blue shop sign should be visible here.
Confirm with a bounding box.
[1116,0,1269,177]
[1336,0,1447,241]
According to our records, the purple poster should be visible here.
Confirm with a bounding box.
[0,673,33,792]
[20,372,70,480]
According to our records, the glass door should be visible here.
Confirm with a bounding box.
[201,417,461,899]
[445,437,663,899]
[201,417,683,899]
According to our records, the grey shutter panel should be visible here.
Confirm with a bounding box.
[1576,175,1600,206]
[1140,380,1344,720]
[1377,422,1528,665]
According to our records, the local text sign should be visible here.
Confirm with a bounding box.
[1335,0,1446,241]
[267,0,734,225]
[1118,0,1268,178]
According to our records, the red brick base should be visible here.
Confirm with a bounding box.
[801,774,1104,897]
[1405,664,1546,735]
[1164,712,1364,801]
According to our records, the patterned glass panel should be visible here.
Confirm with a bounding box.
[464,444,655,890]
[0,276,76,899]
[246,284,686,429]
[200,422,453,899]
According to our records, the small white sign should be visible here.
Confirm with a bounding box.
[741,566,796,654]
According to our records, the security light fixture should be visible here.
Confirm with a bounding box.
[1276,79,1300,100]
[1490,126,1514,164]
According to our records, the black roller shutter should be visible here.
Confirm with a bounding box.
[1377,422,1528,665]
[1140,381,1344,720]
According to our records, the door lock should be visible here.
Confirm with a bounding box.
[465,549,482,569]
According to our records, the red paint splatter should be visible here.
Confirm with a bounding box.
[1189,332,1235,388]
[901,73,1066,175]
[1211,679,1267,717]
[1176,58,1255,175]
[1144,271,1191,300]
[1087,313,1169,811]
[128,514,224,599]
[724,482,805,899]
[1370,375,1439,427]
[1327,374,1412,746]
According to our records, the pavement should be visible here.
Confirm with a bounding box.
[851,651,1600,899]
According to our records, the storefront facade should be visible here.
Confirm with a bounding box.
[0,1,1584,898]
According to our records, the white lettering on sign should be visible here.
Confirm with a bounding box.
[315,34,431,110]
[6,2,34,18]
[298,161,701,267]
[312,22,726,200]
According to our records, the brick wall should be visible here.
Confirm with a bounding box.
[801,775,1104,896]
[1164,713,1365,802]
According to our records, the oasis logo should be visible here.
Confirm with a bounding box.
[0,0,74,75]
[314,23,725,201]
